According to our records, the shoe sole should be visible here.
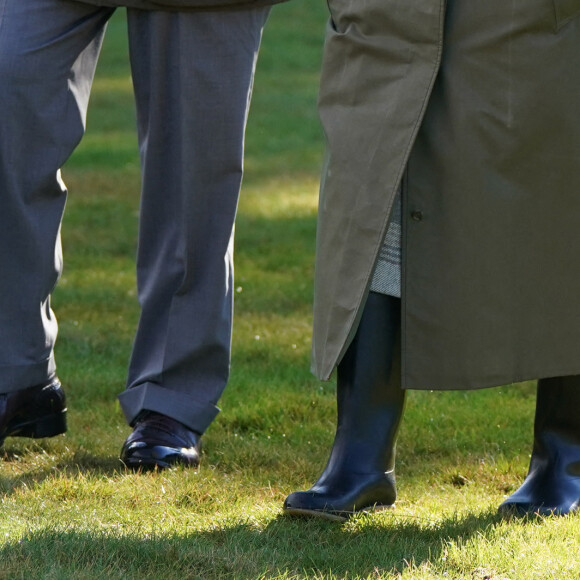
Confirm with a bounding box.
[120,446,200,471]
[121,458,174,471]
[121,458,200,471]
[498,502,575,517]
[1,411,67,446]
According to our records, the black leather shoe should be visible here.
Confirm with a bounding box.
[120,412,201,470]
[0,378,67,447]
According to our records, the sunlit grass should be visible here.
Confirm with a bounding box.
[2,3,580,579]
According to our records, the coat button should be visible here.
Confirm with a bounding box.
[411,210,423,222]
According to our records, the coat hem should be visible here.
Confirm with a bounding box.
[402,365,580,391]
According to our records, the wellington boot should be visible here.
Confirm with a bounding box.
[499,375,580,516]
[284,293,405,521]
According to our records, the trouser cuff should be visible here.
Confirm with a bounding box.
[118,382,220,434]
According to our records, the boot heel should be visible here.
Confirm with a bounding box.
[19,412,67,439]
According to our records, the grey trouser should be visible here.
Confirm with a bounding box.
[0,0,270,433]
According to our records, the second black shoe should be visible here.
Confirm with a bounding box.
[120,412,201,470]
[0,377,67,447]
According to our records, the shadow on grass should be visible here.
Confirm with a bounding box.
[0,448,125,495]
[0,509,513,578]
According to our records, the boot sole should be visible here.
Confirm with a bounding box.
[498,502,578,518]
[284,503,393,522]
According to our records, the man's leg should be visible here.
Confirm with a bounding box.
[0,0,114,443]
[119,6,270,468]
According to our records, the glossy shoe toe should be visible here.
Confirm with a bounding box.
[120,412,201,470]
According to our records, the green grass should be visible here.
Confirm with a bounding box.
[2,3,580,579]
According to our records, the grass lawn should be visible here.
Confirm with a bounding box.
[2,3,580,579]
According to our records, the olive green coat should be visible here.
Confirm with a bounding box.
[73,0,286,10]
[313,0,580,389]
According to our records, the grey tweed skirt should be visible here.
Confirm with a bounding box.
[370,188,401,298]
